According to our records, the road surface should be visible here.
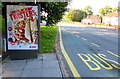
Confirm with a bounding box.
[58,23,120,78]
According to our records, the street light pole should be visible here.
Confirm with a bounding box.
[35,0,36,4]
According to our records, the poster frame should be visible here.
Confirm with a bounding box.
[5,4,40,59]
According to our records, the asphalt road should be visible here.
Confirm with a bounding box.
[58,23,120,78]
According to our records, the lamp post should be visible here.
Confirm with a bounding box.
[35,0,36,4]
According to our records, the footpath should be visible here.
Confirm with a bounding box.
[84,24,119,33]
[58,22,119,32]
[2,53,62,78]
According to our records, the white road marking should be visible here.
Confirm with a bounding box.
[81,38,87,40]
[76,35,79,37]
[91,43,100,47]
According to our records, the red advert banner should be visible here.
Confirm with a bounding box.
[9,7,37,20]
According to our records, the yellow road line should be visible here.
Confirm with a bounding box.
[91,43,100,47]
[107,50,120,57]
[59,26,81,78]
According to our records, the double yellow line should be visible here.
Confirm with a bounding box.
[59,26,81,78]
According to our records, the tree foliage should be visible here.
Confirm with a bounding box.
[112,6,118,12]
[41,2,68,25]
[65,9,87,22]
[83,5,93,16]
[99,6,112,17]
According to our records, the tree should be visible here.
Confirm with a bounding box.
[83,5,93,16]
[65,9,87,22]
[112,6,118,12]
[99,6,112,17]
[41,2,68,25]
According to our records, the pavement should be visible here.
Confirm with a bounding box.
[83,24,116,29]
[63,22,118,30]
[57,22,120,78]
[1,53,62,78]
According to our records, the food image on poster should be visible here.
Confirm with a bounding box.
[7,5,39,50]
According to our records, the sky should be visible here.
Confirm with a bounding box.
[67,0,119,15]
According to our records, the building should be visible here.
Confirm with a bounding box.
[102,11,120,28]
[82,15,101,25]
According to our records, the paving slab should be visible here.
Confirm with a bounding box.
[41,68,62,77]
[24,61,42,69]
[2,70,23,77]
[42,60,60,69]
[21,69,41,77]
[2,53,62,77]
[37,54,43,60]
[2,61,26,71]
[42,53,57,61]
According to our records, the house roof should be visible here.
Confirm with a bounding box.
[83,15,100,20]
[103,11,119,17]
[90,15,100,19]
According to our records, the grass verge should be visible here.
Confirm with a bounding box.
[40,25,58,53]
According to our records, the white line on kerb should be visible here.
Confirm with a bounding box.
[91,43,100,47]
[81,38,87,40]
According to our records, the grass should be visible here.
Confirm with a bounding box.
[39,25,58,53]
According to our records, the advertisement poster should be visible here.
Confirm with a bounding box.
[7,5,39,50]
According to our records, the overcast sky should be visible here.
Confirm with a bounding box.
[67,0,119,15]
